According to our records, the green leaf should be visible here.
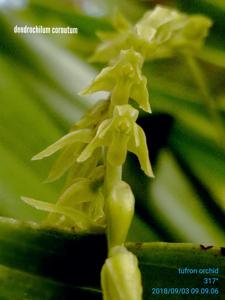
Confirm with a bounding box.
[129,242,225,300]
[0,217,224,299]
[0,265,102,300]
[0,217,107,288]
[127,214,160,242]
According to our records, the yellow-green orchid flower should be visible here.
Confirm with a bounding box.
[33,100,110,182]
[22,167,106,232]
[31,129,96,183]
[78,105,154,177]
[91,5,212,62]
[135,6,212,59]
[72,99,110,130]
[82,49,150,113]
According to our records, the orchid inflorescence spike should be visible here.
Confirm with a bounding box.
[22,5,211,300]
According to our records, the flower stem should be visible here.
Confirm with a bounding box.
[104,148,122,194]
[103,149,122,251]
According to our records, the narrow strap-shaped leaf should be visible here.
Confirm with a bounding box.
[0,217,107,286]
[0,218,224,299]
[129,242,225,300]
[0,265,102,300]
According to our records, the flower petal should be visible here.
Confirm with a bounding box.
[77,120,111,162]
[58,179,93,205]
[128,125,154,177]
[46,143,84,183]
[32,129,93,160]
[112,11,131,32]
[21,196,94,230]
[130,76,151,113]
[74,99,109,129]
[107,130,130,166]
[80,67,115,95]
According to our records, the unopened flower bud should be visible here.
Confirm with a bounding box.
[106,181,134,248]
[101,246,142,300]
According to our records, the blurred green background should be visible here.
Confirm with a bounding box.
[0,0,225,245]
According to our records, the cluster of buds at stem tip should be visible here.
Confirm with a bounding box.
[90,5,212,62]
[22,5,212,300]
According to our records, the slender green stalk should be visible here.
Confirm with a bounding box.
[104,149,122,251]
[104,157,122,195]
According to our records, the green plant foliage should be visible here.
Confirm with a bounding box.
[0,218,224,300]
